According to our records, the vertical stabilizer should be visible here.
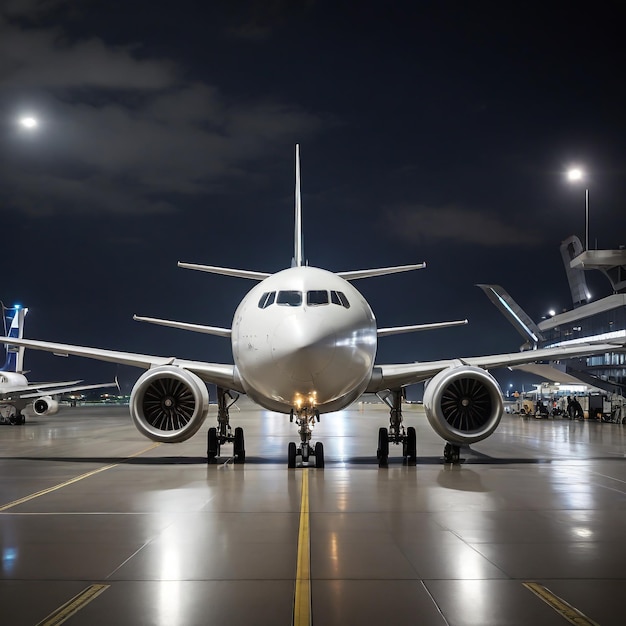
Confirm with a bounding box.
[1,304,28,372]
[560,235,591,307]
[292,144,304,267]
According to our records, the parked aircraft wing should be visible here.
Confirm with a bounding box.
[0,337,240,392]
[0,380,81,396]
[20,381,118,399]
[367,341,626,391]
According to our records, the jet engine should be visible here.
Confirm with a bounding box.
[423,364,503,444]
[33,396,59,416]
[129,366,210,443]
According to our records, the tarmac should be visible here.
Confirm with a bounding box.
[1,399,625,625]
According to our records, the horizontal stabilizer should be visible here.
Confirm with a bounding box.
[133,315,231,338]
[378,319,468,337]
[178,262,270,281]
[337,263,426,281]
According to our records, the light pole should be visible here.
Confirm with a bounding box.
[567,167,589,251]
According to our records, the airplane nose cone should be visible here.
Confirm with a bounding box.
[271,315,336,383]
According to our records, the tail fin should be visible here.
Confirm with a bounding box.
[292,144,304,267]
[1,304,28,372]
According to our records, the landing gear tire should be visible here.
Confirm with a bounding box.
[288,442,297,469]
[443,443,460,464]
[207,427,219,464]
[233,426,245,464]
[315,442,324,469]
[404,426,417,465]
[377,427,389,468]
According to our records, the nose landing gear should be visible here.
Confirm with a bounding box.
[207,388,245,464]
[376,388,417,467]
[287,406,324,468]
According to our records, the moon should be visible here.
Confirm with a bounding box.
[19,116,39,129]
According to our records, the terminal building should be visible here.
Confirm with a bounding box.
[479,234,626,406]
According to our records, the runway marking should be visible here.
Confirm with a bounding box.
[0,443,161,512]
[37,584,109,626]
[293,468,311,626]
[523,582,600,626]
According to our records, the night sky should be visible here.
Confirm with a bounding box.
[1,1,625,395]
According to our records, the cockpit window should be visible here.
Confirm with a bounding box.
[331,290,350,308]
[277,290,302,306]
[258,291,276,309]
[307,290,329,306]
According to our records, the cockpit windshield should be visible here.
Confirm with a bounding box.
[277,291,303,306]
[307,290,329,306]
[258,289,350,309]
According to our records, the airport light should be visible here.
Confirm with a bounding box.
[566,167,589,251]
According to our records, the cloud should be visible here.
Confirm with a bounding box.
[0,10,326,216]
[385,204,541,247]
[224,0,315,41]
[0,20,178,89]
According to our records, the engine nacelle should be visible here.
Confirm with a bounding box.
[423,364,503,445]
[33,396,59,416]
[129,366,209,443]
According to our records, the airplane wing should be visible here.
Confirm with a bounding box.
[19,381,119,399]
[0,337,240,392]
[0,380,81,395]
[367,341,625,391]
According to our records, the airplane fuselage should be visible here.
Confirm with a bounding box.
[232,266,377,413]
[0,372,28,388]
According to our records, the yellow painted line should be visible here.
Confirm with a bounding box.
[37,584,109,626]
[523,582,600,626]
[0,443,161,512]
[293,468,311,626]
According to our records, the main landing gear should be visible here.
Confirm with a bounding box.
[443,443,461,464]
[0,407,25,426]
[287,406,324,469]
[376,389,417,467]
[207,388,245,464]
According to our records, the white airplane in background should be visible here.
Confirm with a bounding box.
[0,303,118,425]
[1,147,624,466]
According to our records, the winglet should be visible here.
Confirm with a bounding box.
[292,144,304,267]
[477,284,545,345]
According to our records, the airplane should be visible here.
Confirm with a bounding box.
[0,303,118,425]
[1,146,624,466]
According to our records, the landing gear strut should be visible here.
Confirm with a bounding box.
[287,406,324,468]
[0,407,25,426]
[443,443,461,464]
[376,389,416,467]
[207,388,245,464]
